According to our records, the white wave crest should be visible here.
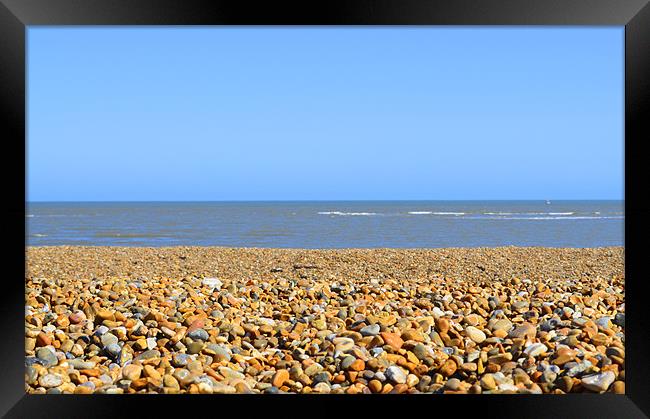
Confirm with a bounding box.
[432,212,465,215]
[26,214,34,217]
[499,216,623,220]
[318,211,377,216]
[548,212,574,215]
[408,211,432,215]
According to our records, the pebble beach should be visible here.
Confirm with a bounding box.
[25,246,625,394]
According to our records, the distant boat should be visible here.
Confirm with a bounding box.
[546,200,551,205]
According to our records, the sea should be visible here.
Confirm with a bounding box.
[25,201,624,248]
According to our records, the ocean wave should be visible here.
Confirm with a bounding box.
[408,211,432,215]
[93,232,169,238]
[498,216,623,220]
[483,212,581,216]
[30,233,47,237]
[318,212,377,216]
[26,214,34,218]
[432,212,465,215]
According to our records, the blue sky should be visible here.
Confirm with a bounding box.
[28,27,624,201]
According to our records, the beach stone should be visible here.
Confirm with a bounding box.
[94,325,109,336]
[25,337,36,352]
[595,317,612,330]
[360,324,380,337]
[606,347,625,359]
[581,371,616,392]
[35,332,51,347]
[412,343,430,360]
[614,313,625,328]
[508,323,536,340]
[25,366,38,385]
[612,381,625,394]
[562,335,580,347]
[101,333,118,347]
[401,329,425,342]
[445,378,462,391]
[104,343,121,359]
[304,364,324,377]
[566,361,592,377]
[187,341,204,354]
[385,366,407,384]
[368,379,382,393]
[187,328,209,341]
[480,374,497,391]
[144,365,162,381]
[313,382,331,393]
[498,383,519,392]
[436,318,451,334]
[341,356,356,370]
[465,326,486,344]
[36,347,58,367]
[440,359,457,377]
[39,373,63,388]
[69,311,86,324]
[523,343,547,358]
[164,375,180,390]
[67,359,96,370]
[205,344,231,362]
[172,353,190,367]
[96,309,115,322]
[489,319,513,332]
[219,366,244,381]
[333,337,354,352]
[122,364,142,381]
[202,277,222,290]
[349,359,365,372]
[379,332,404,350]
[272,369,290,387]
[133,349,160,361]
[541,370,557,384]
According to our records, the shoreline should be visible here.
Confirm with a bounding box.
[26,246,624,394]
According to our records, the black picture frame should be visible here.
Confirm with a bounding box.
[2,0,648,417]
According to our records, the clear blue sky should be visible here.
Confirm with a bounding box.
[28,27,624,201]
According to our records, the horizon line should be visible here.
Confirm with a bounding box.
[26,198,625,203]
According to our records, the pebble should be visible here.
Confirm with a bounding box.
[385,366,407,384]
[101,333,118,347]
[508,323,536,340]
[445,378,461,391]
[465,326,486,344]
[379,332,403,350]
[36,347,58,367]
[202,277,223,290]
[523,343,547,358]
[39,373,63,388]
[480,374,497,391]
[581,371,616,392]
[360,324,380,337]
[272,369,290,387]
[187,329,209,341]
[104,343,122,359]
[122,364,142,381]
